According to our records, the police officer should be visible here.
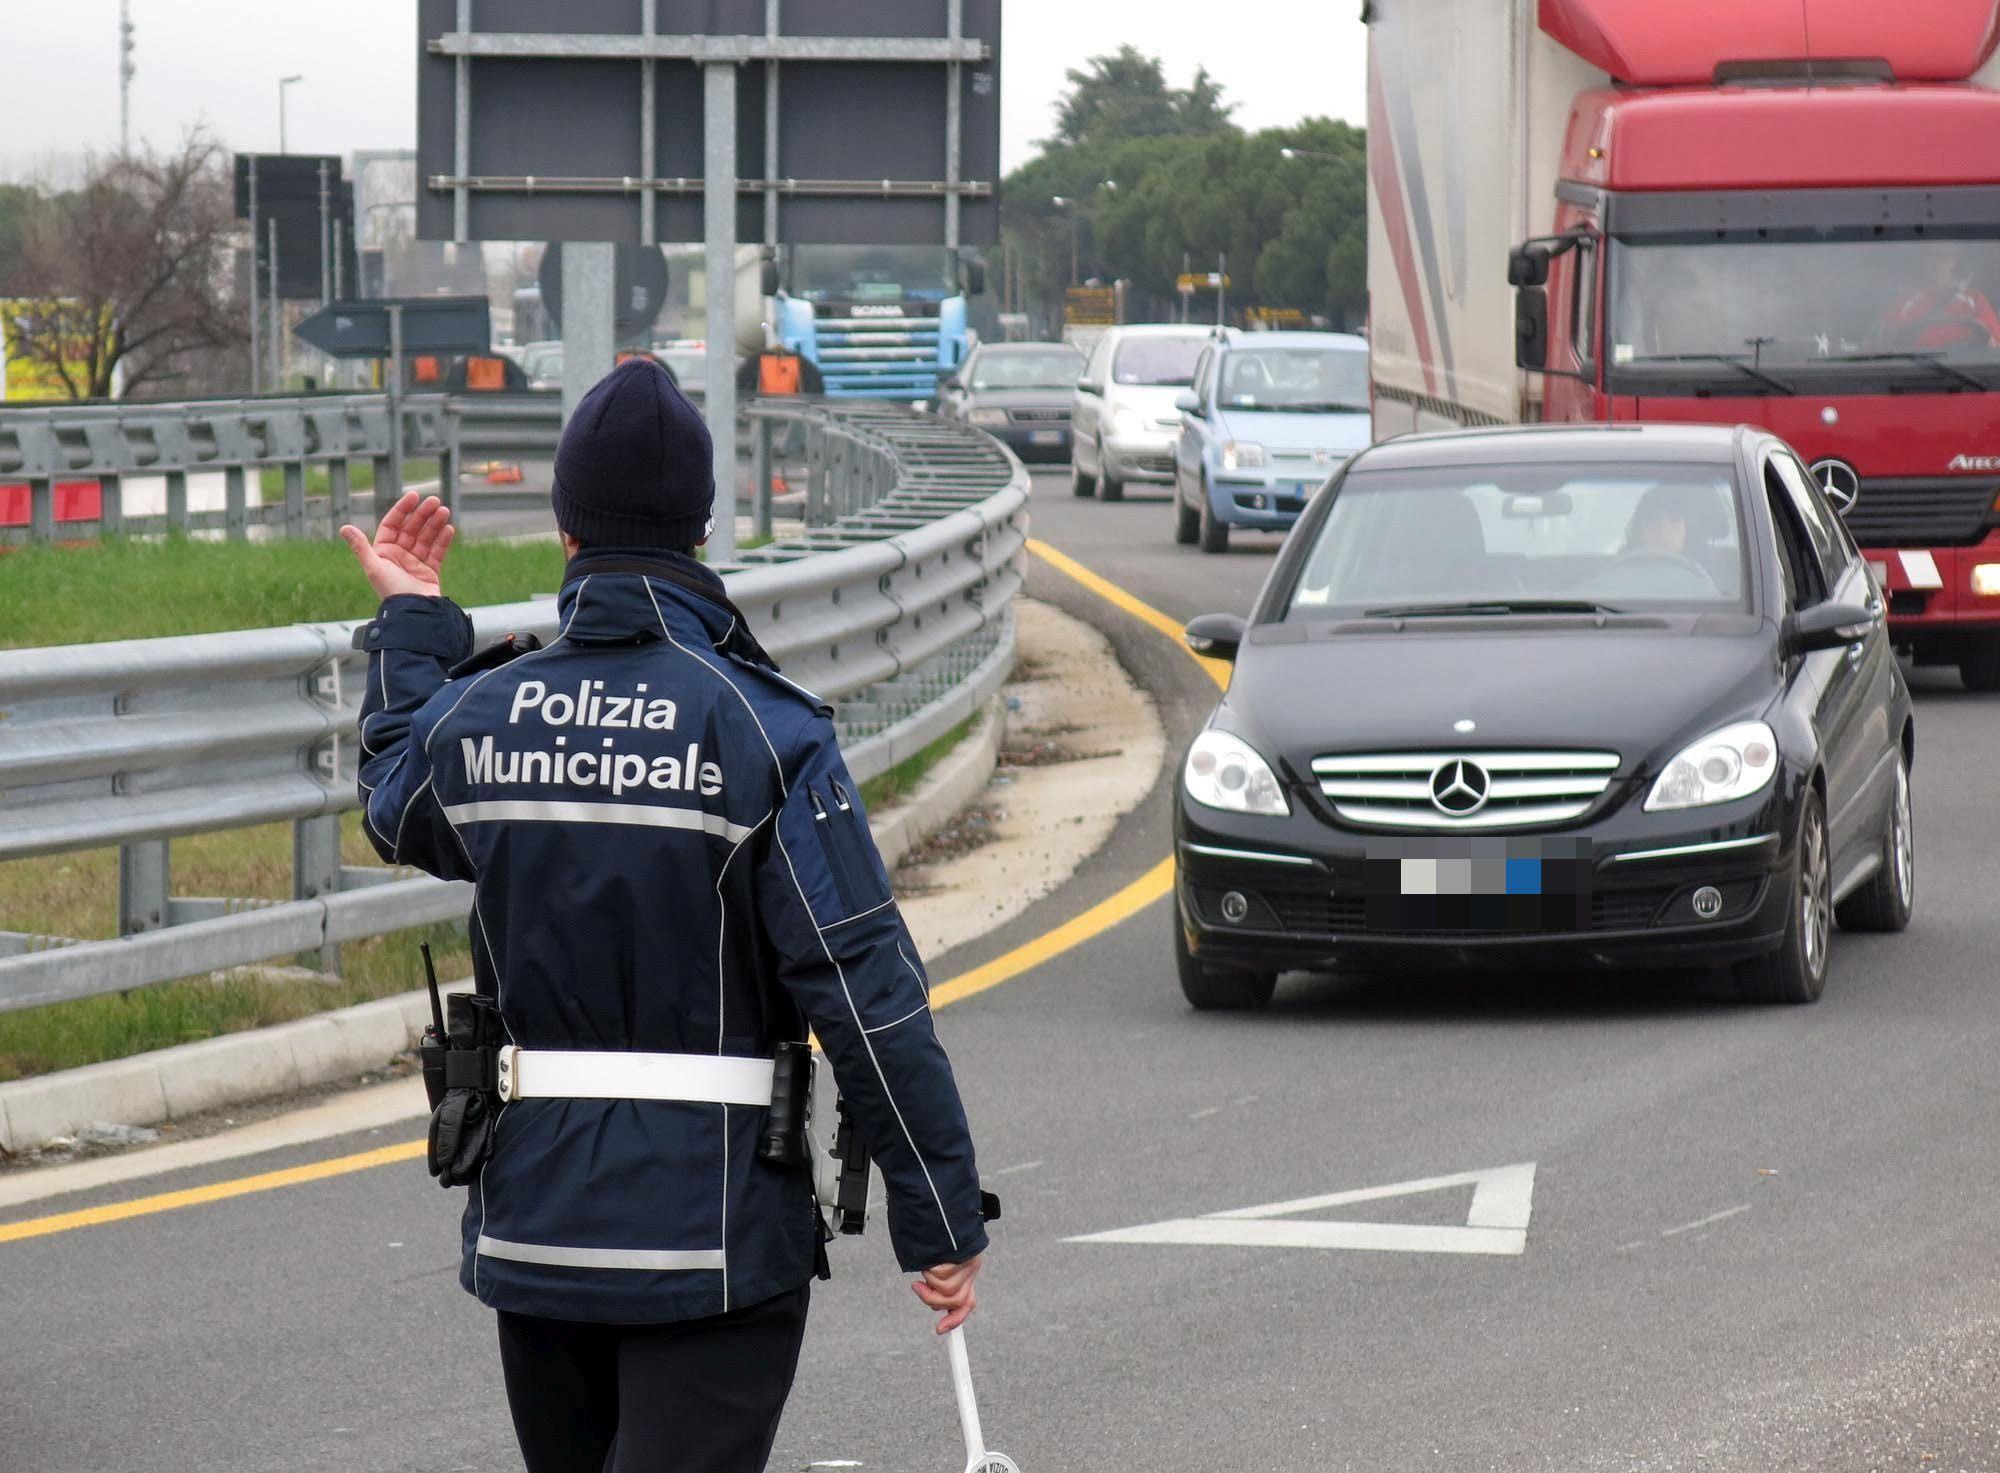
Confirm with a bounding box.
[339,358,989,1473]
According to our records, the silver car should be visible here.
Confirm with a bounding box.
[1070,324,1215,501]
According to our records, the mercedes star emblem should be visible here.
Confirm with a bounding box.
[1810,458,1861,514]
[1429,758,1491,816]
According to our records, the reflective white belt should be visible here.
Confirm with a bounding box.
[496,1047,775,1106]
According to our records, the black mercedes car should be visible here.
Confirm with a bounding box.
[1175,423,1914,1009]
[936,341,1085,462]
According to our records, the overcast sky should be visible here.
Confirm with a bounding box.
[0,1,1367,180]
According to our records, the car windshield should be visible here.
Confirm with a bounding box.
[1285,462,1748,617]
[1610,236,2000,379]
[1218,346,1369,411]
[970,347,1083,390]
[1113,335,1208,387]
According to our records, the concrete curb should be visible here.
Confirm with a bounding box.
[0,696,1007,1157]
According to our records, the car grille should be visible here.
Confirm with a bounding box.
[1257,883,1675,936]
[1009,408,1069,423]
[1842,477,1998,548]
[1311,750,1621,830]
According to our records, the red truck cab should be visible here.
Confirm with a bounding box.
[1513,2,2000,687]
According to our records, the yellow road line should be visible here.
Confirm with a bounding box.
[0,542,1221,1246]
[0,1140,427,1246]
[1028,537,1233,690]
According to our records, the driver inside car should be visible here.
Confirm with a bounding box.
[1622,482,1732,592]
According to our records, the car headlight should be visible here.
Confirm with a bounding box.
[1221,441,1267,471]
[968,408,1010,428]
[1183,729,1290,816]
[1645,720,1779,812]
[1114,406,1152,436]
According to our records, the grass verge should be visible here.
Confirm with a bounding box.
[860,714,980,811]
[255,459,440,498]
[0,535,565,648]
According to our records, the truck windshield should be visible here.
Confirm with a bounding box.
[1609,237,2000,387]
[1218,346,1369,412]
[789,247,958,303]
[1285,463,1747,617]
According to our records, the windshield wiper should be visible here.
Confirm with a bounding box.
[1362,599,1626,619]
[1631,353,1795,395]
[1241,401,1371,414]
[1814,351,1991,392]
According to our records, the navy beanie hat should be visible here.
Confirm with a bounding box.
[552,358,715,550]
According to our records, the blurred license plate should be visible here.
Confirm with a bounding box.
[1029,429,1064,445]
[1362,838,1590,932]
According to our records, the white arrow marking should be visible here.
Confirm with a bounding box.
[1067,1162,1537,1256]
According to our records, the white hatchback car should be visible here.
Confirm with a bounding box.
[1070,324,1216,501]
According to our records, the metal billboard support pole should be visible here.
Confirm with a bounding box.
[318,160,334,387]
[945,0,963,251]
[560,243,616,424]
[382,301,406,518]
[268,216,282,390]
[704,59,739,565]
[247,158,262,393]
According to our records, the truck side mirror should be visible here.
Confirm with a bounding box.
[1508,244,1551,287]
[760,259,781,297]
[962,259,988,297]
[1515,287,1549,371]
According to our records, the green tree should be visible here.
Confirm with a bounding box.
[1050,46,1236,148]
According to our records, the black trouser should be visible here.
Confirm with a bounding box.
[496,1285,810,1473]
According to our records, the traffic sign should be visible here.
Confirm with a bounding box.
[295,297,491,359]
[1068,1161,1538,1256]
[1065,285,1118,327]
[1177,272,1232,292]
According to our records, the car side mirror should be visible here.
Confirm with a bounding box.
[1515,286,1549,371]
[961,259,987,296]
[1184,612,1247,661]
[1174,389,1203,415]
[939,373,962,391]
[1077,378,1101,395]
[1507,243,1551,287]
[760,257,781,297]
[1785,600,1878,655]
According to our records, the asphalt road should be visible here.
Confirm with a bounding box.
[5,469,1999,1472]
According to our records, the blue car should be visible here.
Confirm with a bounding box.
[1172,331,1372,553]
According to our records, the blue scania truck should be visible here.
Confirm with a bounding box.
[765,246,985,401]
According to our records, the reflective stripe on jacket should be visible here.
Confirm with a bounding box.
[356,550,987,1323]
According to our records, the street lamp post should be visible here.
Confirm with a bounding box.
[1279,146,1338,163]
[278,74,302,153]
[1051,180,1118,288]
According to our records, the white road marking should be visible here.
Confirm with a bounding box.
[1070,1162,1537,1257]
[1660,1203,1751,1238]
[1188,1106,1222,1120]
[989,1160,1045,1177]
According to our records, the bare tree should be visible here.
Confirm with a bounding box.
[5,131,238,400]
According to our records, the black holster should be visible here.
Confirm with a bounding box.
[428,993,506,1187]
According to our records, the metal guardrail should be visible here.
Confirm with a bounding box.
[0,400,1026,1013]
[0,393,460,545]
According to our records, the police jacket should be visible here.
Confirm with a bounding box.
[356,549,989,1323]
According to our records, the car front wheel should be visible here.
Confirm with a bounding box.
[1835,753,1914,932]
[1738,789,1831,1005]
[1071,453,1097,498]
[1174,479,1201,545]
[1174,912,1276,1010]
[1099,441,1126,502]
[1198,488,1230,554]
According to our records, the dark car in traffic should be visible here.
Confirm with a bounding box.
[937,341,1086,462]
[1175,424,1914,1009]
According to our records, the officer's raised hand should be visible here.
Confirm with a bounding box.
[340,491,456,600]
[914,1252,984,1334]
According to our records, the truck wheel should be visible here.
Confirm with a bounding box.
[1198,491,1230,554]
[1960,639,2000,692]
[1737,790,1831,1005]
[1174,493,1200,545]
[1835,753,1914,933]
[1174,913,1276,1011]
[1070,456,1097,499]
